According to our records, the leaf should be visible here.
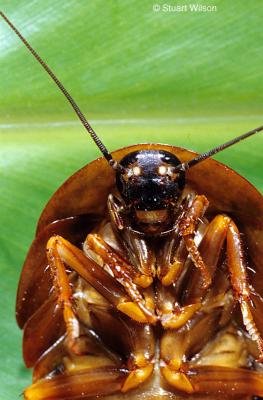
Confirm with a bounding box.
[0,1,262,398]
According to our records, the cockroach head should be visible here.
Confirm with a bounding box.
[116,150,185,211]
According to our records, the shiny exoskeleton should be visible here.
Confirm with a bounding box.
[116,150,185,235]
[2,11,263,400]
[116,150,185,211]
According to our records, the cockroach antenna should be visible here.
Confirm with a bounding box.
[174,125,263,172]
[2,11,262,175]
[0,11,122,171]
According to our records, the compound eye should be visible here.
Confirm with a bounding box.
[158,165,174,177]
[158,165,167,176]
[126,166,142,179]
[133,166,142,176]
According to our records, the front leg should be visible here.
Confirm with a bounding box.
[160,215,263,395]
[178,194,211,288]
[46,237,80,354]
[227,219,263,360]
[107,194,156,284]
[160,214,231,329]
[46,236,153,331]
[85,233,157,324]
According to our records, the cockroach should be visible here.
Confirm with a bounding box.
[2,11,263,400]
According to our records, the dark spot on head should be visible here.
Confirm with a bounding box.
[116,150,185,211]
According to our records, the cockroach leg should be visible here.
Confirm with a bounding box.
[84,302,155,393]
[183,214,263,359]
[179,194,211,288]
[182,214,231,305]
[108,194,156,282]
[227,220,263,361]
[86,233,157,324]
[47,235,153,326]
[121,323,155,392]
[157,282,201,329]
[160,215,263,395]
[33,325,122,382]
[160,214,230,329]
[160,303,263,396]
[16,214,100,329]
[183,235,212,288]
[47,237,82,354]
[24,366,128,400]
[107,193,125,231]
[158,237,188,286]
[160,311,222,393]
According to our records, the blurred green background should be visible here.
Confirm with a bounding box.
[0,0,262,398]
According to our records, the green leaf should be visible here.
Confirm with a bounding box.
[0,1,262,398]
